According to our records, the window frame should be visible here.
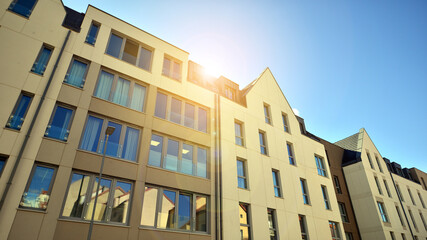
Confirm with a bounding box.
[239,202,252,240]
[329,221,342,240]
[366,151,375,170]
[390,231,395,240]
[263,103,272,125]
[315,155,328,177]
[6,92,33,131]
[8,0,38,18]
[234,120,245,146]
[408,209,417,230]
[377,201,389,223]
[287,142,296,165]
[63,56,90,88]
[267,208,278,240]
[85,21,100,46]
[333,176,342,194]
[272,169,282,198]
[237,159,248,189]
[374,176,383,195]
[374,154,383,172]
[162,54,182,81]
[300,178,310,205]
[419,211,427,231]
[395,205,405,226]
[282,112,290,133]
[338,202,349,223]
[44,104,75,142]
[0,156,7,177]
[396,184,405,202]
[321,185,331,210]
[31,44,53,75]
[417,191,425,208]
[383,179,392,198]
[407,188,416,205]
[299,214,309,239]
[259,130,268,155]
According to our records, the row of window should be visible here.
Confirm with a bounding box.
[394,182,426,209]
[366,150,384,173]
[377,200,427,232]
[262,103,291,133]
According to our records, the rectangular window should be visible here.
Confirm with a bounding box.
[64,57,89,88]
[383,179,392,197]
[418,192,425,208]
[170,98,182,124]
[396,184,404,202]
[329,221,341,240]
[401,233,406,240]
[321,185,331,210]
[8,0,37,17]
[198,108,207,133]
[419,211,427,231]
[334,176,342,194]
[19,164,56,210]
[377,202,389,223]
[282,113,290,133]
[184,103,195,128]
[237,160,247,189]
[374,176,383,195]
[94,70,146,111]
[80,115,140,161]
[0,156,6,177]
[300,178,310,205]
[155,92,167,119]
[147,134,208,178]
[395,205,405,226]
[299,215,309,240]
[85,22,100,45]
[31,45,53,75]
[268,209,278,240]
[62,172,132,224]
[162,55,182,81]
[375,155,383,172]
[390,232,395,240]
[366,152,375,170]
[235,121,244,146]
[264,103,271,124]
[345,232,353,240]
[408,188,416,205]
[6,93,32,130]
[259,131,267,155]
[140,186,208,232]
[44,104,74,141]
[225,86,236,101]
[315,155,327,177]
[239,203,251,240]
[408,209,417,230]
[338,202,349,223]
[286,142,295,165]
[272,170,282,197]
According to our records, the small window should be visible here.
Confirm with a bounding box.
[299,215,309,239]
[329,221,341,240]
[418,191,425,208]
[395,205,405,226]
[235,121,244,146]
[263,103,271,124]
[287,142,296,165]
[315,155,327,177]
[408,209,417,230]
[31,45,53,75]
[162,56,181,81]
[0,156,8,177]
[345,232,353,240]
[239,203,251,240]
[383,179,392,198]
[8,0,37,17]
[267,209,278,240]
[321,185,331,210]
[375,155,383,172]
[408,188,416,205]
[419,211,427,231]
[333,176,342,194]
[338,202,349,222]
[374,176,383,195]
[225,86,236,100]
[85,22,100,45]
[64,57,89,88]
[237,159,247,189]
[282,113,290,133]
[300,178,310,205]
[390,232,395,240]
[259,131,267,155]
[44,104,74,141]
[19,164,56,210]
[377,201,389,223]
[396,184,404,202]
[366,151,375,169]
[272,170,282,197]
[401,233,406,240]
[6,93,32,130]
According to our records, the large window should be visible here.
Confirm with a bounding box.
[287,142,295,165]
[259,130,268,155]
[62,172,132,224]
[377,202,389,223]
[64,57,89,88]
[237,159,247,189]
[321,185,331,210]
[338,202,349,223]
[239,203,251,240]
[315,155,327,177]
[85,22,100,45]
[106,32,153,71]
[31,45,53,75]
[148,134,207,178]
[299,215,309,240]
[366,152,374,169]
[374,176,383,195]
[282,113,290,133]
[140,186,208,232]
[6,93,32,130]
[80,115,140,161]
[300,178,310,205]
[162,55,182,81]
[333,176,342,194]
[44,104,74,141]
[19,164,56,210]
[268,209,278,240]
[272,170,282,197]
[94,70,146,112]
[235,121,244,146]
[8,0,37,17]
[329,221,341,240]
[263,103,272,124]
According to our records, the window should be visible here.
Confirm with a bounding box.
[235,121,244,146]
[147,134,207,178]
[287,142,295,165]
[418,192,425,208]
[374,176,383,195]
[94,70,146,112]
[315,155,327,177]
[31,45,53,75]
[390,232,396,240]
[366,152,375,169]
[299,215,309,240]
[375,155,383,172]
[377,202,389,222]
[6,93,32,130]
[237,160,247,189]
[85,22,100,45]
[395,205,405,226]
[162,55,181,80]
[259,131,267,155]
[44,104,74,141]
[140,185,208,232]
[239,203,251,240]
[321,185,331,210]
[300,178,310,205]
[8,0,37,17]
[282,113,290,133]
[384,179,392,198]
[401,233,406,240]
[80,115,140,161]
[408,188,416,205]
[272,170,282,197]
[0,156,6,177]
[338,202,349,222]
[62,172,132,224]
[333,176,342,194]
[264,103,271,124]
[106,32,153,71]
[155,92,167,118]
[19,164,56,210]
[396,184,404,202]
[329,221,341,240]
[420,211,427,231]
[64,57,89,88]
[408,209,417,230]
[345,232,353,240]
[225,86,236,100]
[268,209,278,240]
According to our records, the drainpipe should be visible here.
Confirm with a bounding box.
[214,93,223,240]
[0,30,71,212]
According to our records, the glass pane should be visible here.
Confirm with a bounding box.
[198,108,207,132]
[7,94,31,130]
[9,0,37,17]
[178,194,191,230]
[196,196,207,232]
[0,159,5,174]
[240,226,250,240]
[170,98,182,124]
[184,103,195,128]
[20,166,54,209]
[121,127,139,161]
[141,187,158,226]
[85,178,112,222]
[238,177,247,189]
[45,106,73,141]
[299,215,306,233]
[130,84,146,112]
[32,47,51,75]
[181,144,193,175]
[102,122,122,158]
[155,93,167,119]
[237,161,244,177]
[110,181,132,223]
[158,190,176,229]
[172,61,181,80]
[80,116,103,152]
[164,139,179,171]
[138,47,152,70]
[112,77,130,106]
[239,204,249,224]
[106,34,123,58]
[122,40,138,64]
[162,58,171,76]
[197,148,207,178]
[272,172,278,186]
[86,23,99,45]
[66,59,87,88]
[94,71,114,100]
[148,134,163,167]
[62,173,90,218]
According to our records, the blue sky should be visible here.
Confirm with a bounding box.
[63,0,427,171]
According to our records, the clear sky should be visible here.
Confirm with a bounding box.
[63,0,427,172]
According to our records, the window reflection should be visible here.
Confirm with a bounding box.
[63,173,90,218]
[158,190,176,229]
[85,178,112,221]
[20,165,55,210]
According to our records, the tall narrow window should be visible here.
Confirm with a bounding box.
[162,56,181,81]
[259,131,267,155]
[299,215,309,239]
[44,105,74,141]
[272,170,282,197]
[334,176,342,194]
[315,156,327,177]
[366,152,375,170]
[6,93,32,130]
[237,160,247,189]
[287,142,295,165]
[130,84,146,112]
[329,221,341,240]
[396,184,404,202]
[106,33,123,58]
[401,233,406,240]
[195,195,207,232]
[374,176,383,195]
[164,139,179,171]
[418,192,425,208]
[184,103,195,128]
[408,188,416,205]
[345,232,353,240]
[321,185,331,210]
[198,108,207,133]
[338,202,349,222]
[300,178,310,205]
[85,22,100,45]
[170,98,182,124]
[239,203,251,240]
[390,232,395,240]
[8,0,37,17]
[408,209,417,230]
[140,186,158,227]
[383,179,392,197]
[122,39,138,65]
[181,144,193,175]
[264,103,271,124]
[155,92,167,119]
[197,148,207,178]
[395,205,405,226]
[235,121,244,146]
[282,113,289,133]
[419,211,426,231]
[377,202,389,222]
[375,155,383,172]
[31,45,52,75]
[138,47,152,71]
[267,209,278,240]
[0,156,6,177]
[64,58,89,88]
[20,164,56,210]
